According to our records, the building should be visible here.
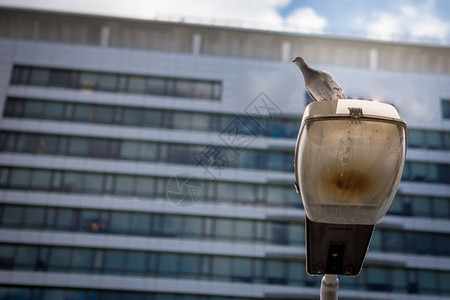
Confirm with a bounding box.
[0,7,449,300]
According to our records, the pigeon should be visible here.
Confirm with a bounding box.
[293,57,346,102]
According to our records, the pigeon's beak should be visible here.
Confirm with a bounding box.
[292,59,296,63]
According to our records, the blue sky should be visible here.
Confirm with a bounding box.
[0,0,449,44]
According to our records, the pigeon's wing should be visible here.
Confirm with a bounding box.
[321,73,346,99]
[306,88,319,102]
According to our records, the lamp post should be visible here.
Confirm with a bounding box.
[294,99,407,299]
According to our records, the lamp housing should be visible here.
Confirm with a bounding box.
[295,99,407,225]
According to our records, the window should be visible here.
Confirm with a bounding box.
[49,69,70,87]
[123,108,142,126]
[120,141,139,159]
[1,206,24,226]
[232,258,252,282]
[126,252,146,274]
[235,220,252,240]
[98,74,117,91]
[180,255,200,276]
[80,72,97,90]
[128,76,146,94]
[135,177,154,197]
[9,169,30,188]
[71,248,92,270]
[114,175,135,196]
[183,217,202,236]
[24,101,44,118]
[93,106,113,123]
[68,138,89,155]
[110,212,130,234]
[266,260,286,284]
[23,207,45,227]
[15,246,37,268]
[212,257,231,278]
[29,68,49,86]
[130,214,151,234]
[442,100,450,119]
[214,219,234,239]
[147,78,165,95]
[159,254,179,275]
[104,250,125,273]
[49,248,72,270]
[30,170,51,189]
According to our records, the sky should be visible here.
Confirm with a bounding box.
[0,0,449,44]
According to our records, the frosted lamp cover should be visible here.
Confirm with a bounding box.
[295,100,407,225]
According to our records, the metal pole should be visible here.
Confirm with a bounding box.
[320,274,339,300]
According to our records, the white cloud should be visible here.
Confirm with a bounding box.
[366,0,449,42]
[284,7,328,34]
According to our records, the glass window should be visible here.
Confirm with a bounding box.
[238,151,258,169]
[115,175,135,196]
[427,131,442,149]
[366,267,390,291]
[232,258,252,281]
[212,83,221,99]
[49,69,70,87]
[216,182,235,201]
[442,100,450,119]
[68,137,89,155]
[392,269,407,292]
[71,248,92,270]
[162,216,181,236]
[147,78,165,95]
[42,289,66,300]
[80,72,98,90]
[29,68,50,86]
[215,219,234,238]
[191,114,210,131]
[135,177,154,197]
[9,169,30,188]
[159,254,179,275]
[120,141,140,159]
[23,207,45,227]
[171,112,192,129]
[287,262,305,285]
[49,248,71,269]
[235,220,252,240]
[237,184,255,203]
[433,198,450,218]
[56,208,75,230]
[175,80,195,97]
[126,252,146,274]
[74,104,91,122]
[24,101,44,118]
[8,287,31,300]
[40,135,59,154]
[418,270,437,292]
[43,102,64,120]
[105,250,125,272]
[382,230,403,252]
[268,223,288,245]
[180,254,200,275]
[267,153,285,171]
[266,260,285,284]
[130,214,151,234]
[288,224,304,245]
[267,186,284,205]
[66,290,87,300]
[0,244,15,268]
[128,76,146,94]
[138,143,157,161]
[195,82,212,99]
[98,74,117,91]
[15,246,37,268]
[142,110,163,127]
[93,106,113,123]
[63,172,84,193]
[30,170,51,189]
[84,173,103,194]
[183,217,202,236]
[123,108,142,126]
[110,212,130,234]
[212,257,231,278]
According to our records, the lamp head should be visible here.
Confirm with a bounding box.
[295,99,407,225]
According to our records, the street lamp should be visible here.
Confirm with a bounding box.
[294,99,407,299]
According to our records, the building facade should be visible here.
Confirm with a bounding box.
[0,8,449,300]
